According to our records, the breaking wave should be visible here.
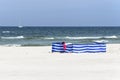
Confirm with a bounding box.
[33,35,118,40]
[65,35,118,40]
[93,40,109,43]
[103,35,117,39]
[0,44,22,47]
[44,37,54,40]
[1,36,24,39]
[2,31,11,33]
[65,36,100,39]
[0,35,118,40]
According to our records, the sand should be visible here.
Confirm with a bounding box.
[0,44,120,80]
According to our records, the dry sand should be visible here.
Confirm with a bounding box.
[0,44,120,80]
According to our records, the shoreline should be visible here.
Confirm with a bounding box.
[0,43,120,53]
[0,43,119,47]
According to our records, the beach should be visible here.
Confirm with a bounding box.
[0,44,120,80]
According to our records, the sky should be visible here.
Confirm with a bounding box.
[0,0,120,26]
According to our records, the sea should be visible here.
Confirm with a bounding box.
[0,26,120,46]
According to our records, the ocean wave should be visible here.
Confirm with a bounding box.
[93,40,109,43]
[44,37,54,40]
[0,44,21,47]
[42,36,118,40]
[1,36,24,39]
[103,35,117,39]
[65,36,101,39]
[65,36,118,40]
[2,31,10,33]
[1,35,117,40]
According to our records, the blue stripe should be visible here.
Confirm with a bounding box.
[73,45,106,47]
[52,49,64,52]
[52,47,63,49]
[52,48,63,50]
[73,47,105,49]
[73,51,106,53]
[72,49,106,52]
[52,44,63,47]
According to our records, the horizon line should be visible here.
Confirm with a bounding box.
[0,25,120,27]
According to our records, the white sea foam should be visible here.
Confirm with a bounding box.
[44,37,54,40]
[104,35,117,39]
[65,35,118,40]
[1,36,24,39]
[0,44,21,47]
[65,36,101,39]
[2,31,10,33]
[93,40,109,43]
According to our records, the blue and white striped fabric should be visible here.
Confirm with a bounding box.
[52,42,73,53]
[52,42,65,52]
[52,42,106,53]
[65,44,73,53]
[72,43,106,53]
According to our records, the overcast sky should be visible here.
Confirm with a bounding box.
[0,0,120,26]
